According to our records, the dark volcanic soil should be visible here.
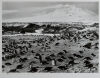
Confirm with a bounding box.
[2,24,99,73]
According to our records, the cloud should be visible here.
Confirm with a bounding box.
[3,10,18,14]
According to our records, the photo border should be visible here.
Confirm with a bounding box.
[0,0,100,78]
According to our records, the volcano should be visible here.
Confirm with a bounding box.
[3,4,98,24]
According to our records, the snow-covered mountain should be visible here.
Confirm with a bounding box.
[3,4,98,24]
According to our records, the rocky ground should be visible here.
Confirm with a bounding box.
[2,24,99,73]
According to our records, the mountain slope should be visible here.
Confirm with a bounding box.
[3,4,98,24]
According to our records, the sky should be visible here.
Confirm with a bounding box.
[2,1,99,21]
[2,0,99,1]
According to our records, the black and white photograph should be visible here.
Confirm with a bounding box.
[2,0,99,73]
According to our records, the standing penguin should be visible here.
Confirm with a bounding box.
[51,59,56,66]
